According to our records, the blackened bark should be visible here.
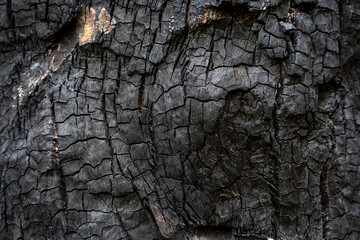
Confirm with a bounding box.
[1,0,360,239]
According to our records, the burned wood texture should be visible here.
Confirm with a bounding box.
[0,0,359,239]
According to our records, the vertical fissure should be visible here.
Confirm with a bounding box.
[185,0,191,28]
[138,75,146,113]
[268,61,285,238]
[320,153,331,239]
[0,158,9,234]
[50,94,69,232]
[102,93,130,238]
[101,93,119,177]
[268,155,280,239]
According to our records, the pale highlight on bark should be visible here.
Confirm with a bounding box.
[16,7,116,109]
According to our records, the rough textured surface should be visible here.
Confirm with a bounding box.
[0,0,359,239]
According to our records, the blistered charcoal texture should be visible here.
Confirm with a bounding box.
[0,0,359,239]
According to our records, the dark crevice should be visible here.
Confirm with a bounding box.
[112,202,130,240]
[185,0,191,28]
[138,75,146,113]
[6,0,16,43]
[45,10,79,45]
[208,2,251,15]
[191,225,233,236]
[272,62,284,148]
[268,61,285,238]
[6,0,15,28]
[290,1,316,14]
[45,0,50,21]
[149,103,158,153]
[50,93,69,233]
[205,26,216,81]
[157,0,168,32]
[319,108,337,240]
[268,155,280,238]
[320,153,331,240]
[102,93,116,176]
[19,217,25,240]
[0,158,9,234]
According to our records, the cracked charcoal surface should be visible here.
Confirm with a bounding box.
[0,0,360,239]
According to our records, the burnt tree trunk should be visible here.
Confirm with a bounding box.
[0,0,359,239]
